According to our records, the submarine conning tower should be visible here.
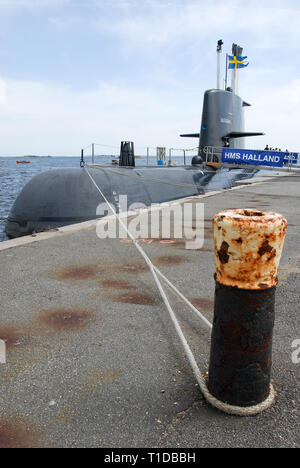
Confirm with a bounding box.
[180,41,263,161]
[199,88,247,154]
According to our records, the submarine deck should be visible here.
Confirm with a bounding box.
[0,174,299,448]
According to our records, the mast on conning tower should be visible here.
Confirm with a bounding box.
[231,43,243,95]
[216,39,223,90]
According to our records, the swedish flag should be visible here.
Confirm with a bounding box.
[228,55,249,69]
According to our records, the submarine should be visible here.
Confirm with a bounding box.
[5,41,263,239]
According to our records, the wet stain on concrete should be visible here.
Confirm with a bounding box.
[38,308,93,331]
[83,368,121,390]
[52,264,100,281]
[123,321,142,330]
[0,420,36,448]
[119,263,149,274]
[105,292,157,306]
[51,259,149,283]
[100,279,133,289]
[189,297,214,311]
[0,326,23,349]
[154,255,185,266]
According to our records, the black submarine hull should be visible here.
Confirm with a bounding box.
[5,165,256,238]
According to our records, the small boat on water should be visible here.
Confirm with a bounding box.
[16,160,31,164]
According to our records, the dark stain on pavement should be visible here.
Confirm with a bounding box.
[51,264,101,281]
[105,292,157,306]
[189,297,214,311]
[154,255,185,266]
[118,263,149,274]
[38,308,93,331]
[100,279,134,289]
[0,326,23,349]
[0,420,37,448]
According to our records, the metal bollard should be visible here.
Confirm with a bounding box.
[206,209,287,415]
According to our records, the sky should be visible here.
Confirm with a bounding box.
[0,0,299,156]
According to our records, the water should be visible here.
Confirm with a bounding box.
[0,155,194,242]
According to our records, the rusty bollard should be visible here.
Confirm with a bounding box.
[205,209,287,415]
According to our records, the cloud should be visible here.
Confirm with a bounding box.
[1,71,299,157]
[94,0,300,51]
[0,78,201,156]
[244,78,300,151]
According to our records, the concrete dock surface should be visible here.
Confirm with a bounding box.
[0,174,299,448]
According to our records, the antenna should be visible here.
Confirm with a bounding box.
[231,43,243,95]
[216,39,223,89]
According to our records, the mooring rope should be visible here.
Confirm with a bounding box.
[84,166,274,415]
[84,165,211,330]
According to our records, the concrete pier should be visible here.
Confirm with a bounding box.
[0,174,299,447]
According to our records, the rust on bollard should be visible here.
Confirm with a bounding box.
[213,209,287,290]
[206,209,287,415]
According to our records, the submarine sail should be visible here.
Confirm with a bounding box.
[180,41,264,159]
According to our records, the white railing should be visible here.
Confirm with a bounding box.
[80,142,198,166]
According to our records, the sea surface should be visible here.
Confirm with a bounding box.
[0,155,193,242]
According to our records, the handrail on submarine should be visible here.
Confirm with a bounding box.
[79,143,199,167]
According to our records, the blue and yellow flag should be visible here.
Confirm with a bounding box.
[228,55,249,69]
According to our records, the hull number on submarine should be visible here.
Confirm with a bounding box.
[222,149,298,167]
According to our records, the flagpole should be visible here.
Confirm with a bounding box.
[231,68,236,94]
[225,53,228,89]
[230,44,235,93]
[233,44,243,95]
[227,45,248,94]
[236,67,239,95]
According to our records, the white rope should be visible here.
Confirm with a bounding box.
[84,166,275,416]
[153,267,212,330]
[84,166,211,330]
